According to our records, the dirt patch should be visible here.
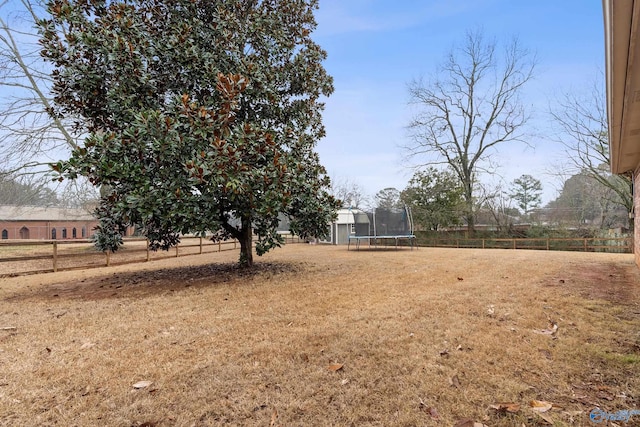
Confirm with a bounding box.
[545,260,640,305]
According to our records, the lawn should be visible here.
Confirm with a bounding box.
[1,244,639,426]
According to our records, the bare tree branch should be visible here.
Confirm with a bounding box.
[549,73,633,229]
[0,0,96,206]
[0,0,79,175]
[404,30,536,233]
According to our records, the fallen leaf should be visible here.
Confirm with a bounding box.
[80,342,96,350]
[489,402,521,413]
[340,379,349,386]
[453,419,487,427]
[530,400,553,412]
[596,391,614,401]
[427,406,440,419]
[327,363,343,372]
[538,349,552,359]
[132,380,153,389]
[449,374,461,388]
[81,385,91,396]
[533,323,558,336]
[270,408,278,426]
[534,411,554,424]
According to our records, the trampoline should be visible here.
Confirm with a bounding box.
[347,206,416,250]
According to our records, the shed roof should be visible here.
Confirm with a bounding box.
[0,205,95,221]
[334,208,370,225]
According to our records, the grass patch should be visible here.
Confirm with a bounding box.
[598,352,640,365]
[1,245,639,426]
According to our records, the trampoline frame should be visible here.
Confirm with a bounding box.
[347,206,416,251]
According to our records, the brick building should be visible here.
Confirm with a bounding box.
[0,205,98,240]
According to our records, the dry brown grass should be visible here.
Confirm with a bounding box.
[1,244,639,426]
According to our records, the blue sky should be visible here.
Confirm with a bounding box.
[313,0,605,204]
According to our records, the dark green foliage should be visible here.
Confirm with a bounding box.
[375,187,401,210]
[401,168,464,231]
[509,174,542,215]
[91,201,125,251]
[40,0,339,265]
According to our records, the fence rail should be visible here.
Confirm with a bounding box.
[0,235,302,278]
[0,235,630,278]
[417,237,633,253]
[0,237,233,277]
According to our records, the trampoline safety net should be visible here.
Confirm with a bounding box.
[353,206,413,237]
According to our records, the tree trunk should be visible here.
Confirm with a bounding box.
[464,195,475,236]
[466,212,476,236]
[238,217,254,267]
[463,181,475,236]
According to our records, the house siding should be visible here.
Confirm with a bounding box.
[635,168,640,267]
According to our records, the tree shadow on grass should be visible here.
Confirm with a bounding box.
[5,261,305,302]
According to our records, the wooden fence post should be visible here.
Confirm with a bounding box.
[105,251,110,267]
[175,243,179,257]
[199,237,203,254]
[546,238,550,250]
[146,240,150,262]
[52,241,58,272]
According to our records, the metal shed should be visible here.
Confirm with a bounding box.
[320,208,371,245]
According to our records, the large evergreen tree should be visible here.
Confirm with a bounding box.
[39,0,338,266]
[400,168,464,231]
[509,174,542,216]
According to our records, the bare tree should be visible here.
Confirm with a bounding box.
[405,30,535,234]
[329,176,370,209]
[481,184,516,233]
[546,171,627,229]
[0,0,95,206]
[549,76,633,230]
[0,171,58,206]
